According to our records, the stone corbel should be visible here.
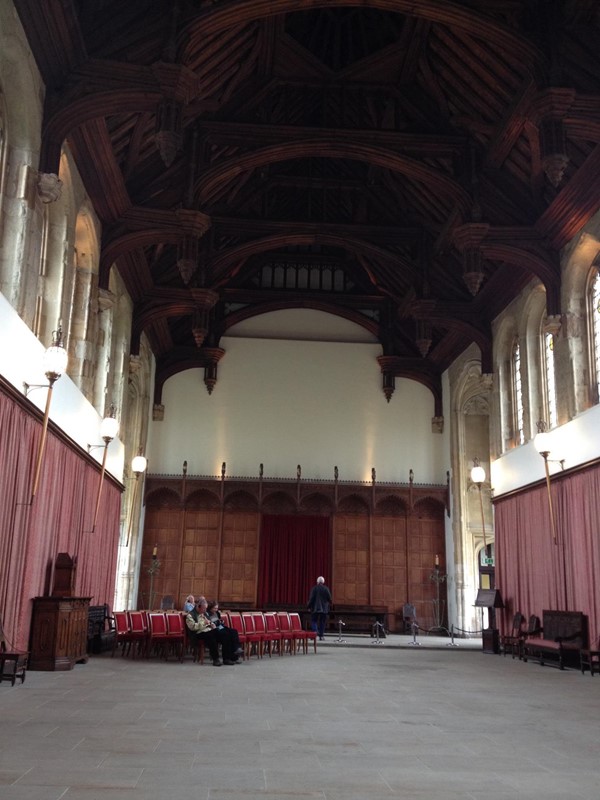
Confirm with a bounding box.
[431,416,444,434]
[37,172,63,203]
[98,287,116,312]
[129,355,141,375]
[544,314,562,337]
[153,403,165,421]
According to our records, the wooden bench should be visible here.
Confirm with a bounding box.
[326,606,388,635]
[87,604,116,654]
[523,610,587,670]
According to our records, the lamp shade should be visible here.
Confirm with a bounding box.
[534,429,552,456]
[471,464,486,485]
[43,341,68,382]
[131,455,148,475]
[99,414,119,442]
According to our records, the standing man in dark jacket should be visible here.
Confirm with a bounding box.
[308,576,332,640]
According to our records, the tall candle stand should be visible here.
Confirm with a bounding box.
[147,548,161,610]
[429,560,447,633]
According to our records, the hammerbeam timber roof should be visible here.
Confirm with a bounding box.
[14,0,600,405]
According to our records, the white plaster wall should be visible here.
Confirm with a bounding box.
[491,403,600,496]
[0,293,124,479]
[147,332,448,484]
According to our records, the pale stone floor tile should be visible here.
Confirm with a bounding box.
[1,639,599,799]
[13,766,142,789]
[0,787,68,800]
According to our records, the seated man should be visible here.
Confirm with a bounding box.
[185,599,222,666]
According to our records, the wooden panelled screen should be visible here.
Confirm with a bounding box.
[138,473,448,631]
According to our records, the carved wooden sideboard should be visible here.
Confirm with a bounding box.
[29,596,91,671]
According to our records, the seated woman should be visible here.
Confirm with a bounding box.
[206,601,244,662]
[182,594,196,613]
[185,599,222,666]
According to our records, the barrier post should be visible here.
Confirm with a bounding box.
[446,623,459,647]
[408,621,422,646]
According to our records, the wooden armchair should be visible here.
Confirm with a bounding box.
[0,617,28,686]
[500,612,525,658]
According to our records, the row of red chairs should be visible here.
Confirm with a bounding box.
[111,610,318,663]
[227,611,318,659]
[112,610,187,661]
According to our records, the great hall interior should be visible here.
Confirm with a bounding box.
[1,0,600,664]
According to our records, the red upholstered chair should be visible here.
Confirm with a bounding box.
[228,612,249,659]
[219,610,231,627]
[276,612,296,654]
[290,612,317,654]
[241,612,263,658]
[264,612,284,656]
[165,613,185,662]
[127,611,150,658]
[250,612,272,657]
[112,611,133,657]
[147,612,170,659]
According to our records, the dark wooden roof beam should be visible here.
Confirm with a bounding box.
[200,121,465,156]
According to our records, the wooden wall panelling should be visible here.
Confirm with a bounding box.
[140,474,449,621]
[180,508,221,602]
[371,514,409,631]
[138,506,183,609]
[219,510,260,604]
[333,514,370,606]
[407,500,447,629]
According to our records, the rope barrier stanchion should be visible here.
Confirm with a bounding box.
[334,618,346,644]
[408,621,422,646]
[371,621,385,645]
[446,623,459,647]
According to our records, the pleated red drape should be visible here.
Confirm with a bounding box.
[495,461,600,649]
[257,514,331,607]
[0,389,122,650]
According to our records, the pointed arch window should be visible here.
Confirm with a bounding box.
[590,269,600,405]
[544,330,557,428]
[512,339,524,445]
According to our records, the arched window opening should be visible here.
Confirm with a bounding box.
[544,330,557,428]
[512,339,524,445]
[0,93,6,228]
[590,269,600,405]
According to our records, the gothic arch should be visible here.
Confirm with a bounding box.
[299,492,334,515]
[146,487,181,507]
[375,495,407,516]
[224,490,258,511]
[337,493,370,515]
[186,488,220,509]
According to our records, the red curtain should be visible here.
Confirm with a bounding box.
[495,462,600,649]
[257,515,331,606]
[0,388,122,650]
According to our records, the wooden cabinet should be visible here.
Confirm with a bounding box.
[29,597,91,671]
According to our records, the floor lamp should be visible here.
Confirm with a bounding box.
[23,327,68,503]
[534,420,568,608]
[533,421,560,543]
[88,406,119,532]
[125,452,148,547]
[470,457,488,551]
